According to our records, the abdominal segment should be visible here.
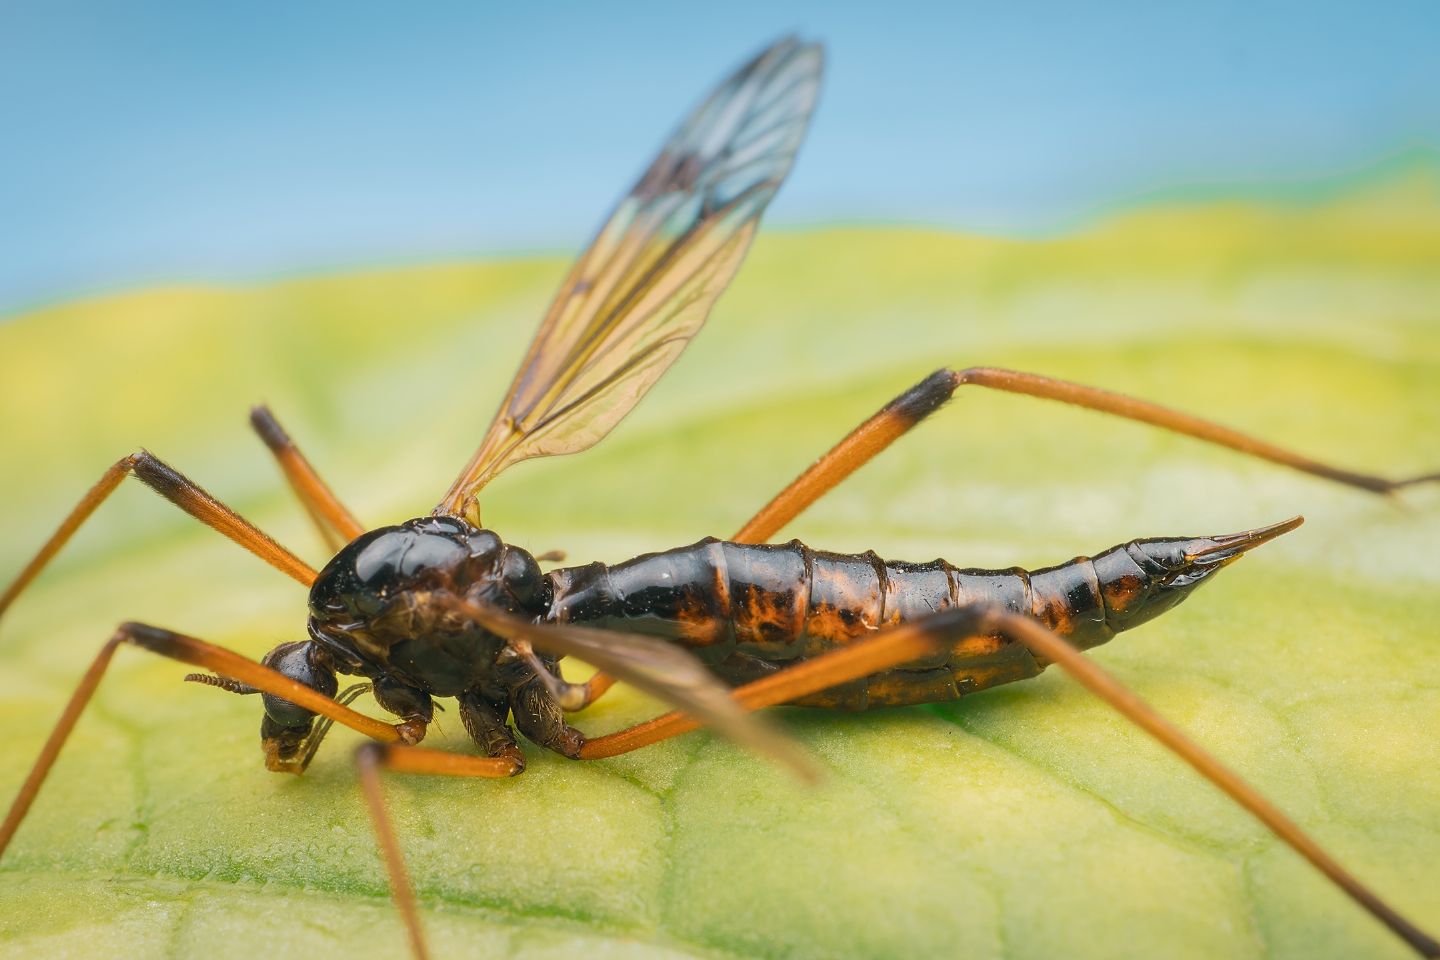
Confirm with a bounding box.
[547,537,1125,710]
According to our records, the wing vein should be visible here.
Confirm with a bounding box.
[435,38,823,517]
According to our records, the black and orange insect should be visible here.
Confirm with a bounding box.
[1,37,1436,960]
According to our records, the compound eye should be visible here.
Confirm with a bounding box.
[260,641,338,727]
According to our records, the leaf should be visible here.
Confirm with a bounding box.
[2,161,1439,959]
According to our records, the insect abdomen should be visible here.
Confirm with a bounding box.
[546,538,1142,709]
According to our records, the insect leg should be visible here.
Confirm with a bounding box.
[353,740,524,960]
[0,451,316,624]
[502,638,615,714]
[442,596,819,778]
[576,609,963,759]
[250,405,365,549]
[513,555,620,715]
[569,671,617,711]
[582,606,1439,958]
[0,621,410,859]
[988,606,1439,959]
[733,366,1440,543]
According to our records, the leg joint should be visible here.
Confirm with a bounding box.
[951,366,1006,385]
[888,368,964,423]
[115,620,180,655]
[355,741,391,767]
[249,405,292,452]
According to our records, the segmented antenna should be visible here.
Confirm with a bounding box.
[184,673,259,695]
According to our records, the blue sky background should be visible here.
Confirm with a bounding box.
[2,1,1437,314]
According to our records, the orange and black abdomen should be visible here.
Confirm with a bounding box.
[546,537,1168,710]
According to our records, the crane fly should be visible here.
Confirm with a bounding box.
[1,36,1437,960]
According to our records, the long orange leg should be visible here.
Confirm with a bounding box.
[250,405,365,549]
[734,366,1440,543]
[355,742,520,960]
[527,664,616,713]
[247,407,619,719]
[339,604,960,960]
[0,451,316,625]
[577,606,1438,959]
[343,611,947,960]
[577,613,956,759]
[0,621,411,859]
[984,608,1439,959]
[568,671,617,710]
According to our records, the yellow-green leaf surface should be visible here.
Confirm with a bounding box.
[2,162,1438,959]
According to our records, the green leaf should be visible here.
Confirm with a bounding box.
[2,163,1439,959]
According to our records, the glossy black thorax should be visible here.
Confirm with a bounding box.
[306,517,548,697]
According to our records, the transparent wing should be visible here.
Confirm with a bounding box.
[436,37,823,518]
[444,597,818,780]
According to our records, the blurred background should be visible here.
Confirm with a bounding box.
[2,4,1439,959]
[2,0,1437,313]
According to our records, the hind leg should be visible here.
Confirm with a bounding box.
[733,366,1439,543]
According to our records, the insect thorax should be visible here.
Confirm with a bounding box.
[304,517,548,697]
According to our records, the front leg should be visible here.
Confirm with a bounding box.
[0,621,410,856]
[456,691,527,772]
[0,451,316,625]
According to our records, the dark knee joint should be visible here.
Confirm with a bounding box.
[248,406,292,452]
[887,368,964,424]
